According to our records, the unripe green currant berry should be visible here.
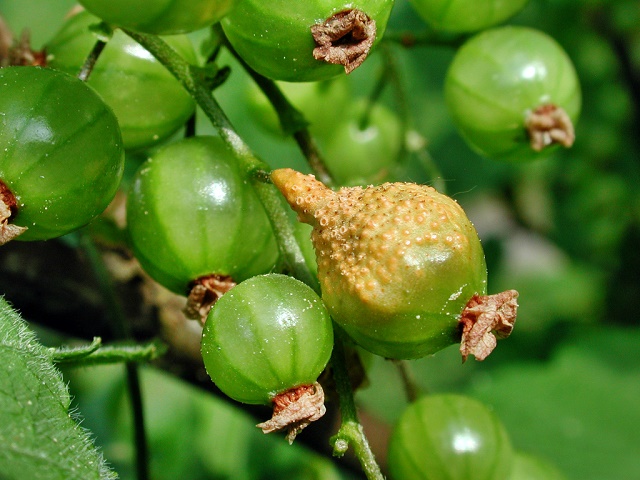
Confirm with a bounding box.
[388,394,515,480]
[201,274,333,442]
[271,168,518,360]
[126,136,279,320]
[445,26,581,162]
[222,0,395,82]
[0,67,124,244]
[408,0,529,34]
[46,10,197,150]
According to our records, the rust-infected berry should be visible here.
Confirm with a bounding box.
[271,169,517,360]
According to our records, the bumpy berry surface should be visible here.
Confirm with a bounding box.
[271,168,487,359]
[0,67,124,241]
[388,394,514,480]
[201,274,333,405]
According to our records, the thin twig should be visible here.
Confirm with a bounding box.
[379,43,446,190]
[126,362,149,480]
[122,29,319,292]
[382,29,467,49]
[78,39,107,82]
[330,328,384,480]
[52,338,167,367]
[121,29,386,478]
[219,28,336,188]
[359,65,390,130]
[391,359,421,402]
[80,234,150,480]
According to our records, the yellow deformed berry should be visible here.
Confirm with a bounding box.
[271,168,518,360]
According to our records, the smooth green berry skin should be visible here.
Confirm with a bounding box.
[77,0,236,35]
[221,0,395,82]
[201,274,334,405]
[445,26,581,162]
[126,136,279,295]
[0,67,124,241]
[409,0,529,33]
[246,78,400,185]
[46,11,197,151]
[388,394,514,480]
[246,77,351,138]
[316,99,402,186]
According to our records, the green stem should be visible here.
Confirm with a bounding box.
[382,29,467,49]
[51,337,102,363]
[52,338,166,367]
[359,66,390,131]
[123,29,319,293]
[77,39,107,82]
[391,359,421,403]
[220,31,336,188]
[379,43,446,191]
[126,362,149,480]
[80,234,150,480]
[379,44,408,133]
[123,30,382,479]
[77,23,114,82]
[330,327,384,480]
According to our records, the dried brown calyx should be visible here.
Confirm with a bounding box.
[183,274,236,324]
[526,104,575,152]
[311,9,376,74]
[459,290,519,362]
[257,382,326,444]
[0,16,46,67]
[0,180,27,246]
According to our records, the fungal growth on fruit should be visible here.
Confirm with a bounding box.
[271,168,518,360]
[311,9,376,74]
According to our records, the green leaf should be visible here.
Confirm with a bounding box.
[0,297,116,480]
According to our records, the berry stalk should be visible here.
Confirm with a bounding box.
[123,29,318,293]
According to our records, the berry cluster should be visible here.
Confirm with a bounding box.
[0,0,581,477]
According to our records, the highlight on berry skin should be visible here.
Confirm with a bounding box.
[271,168,519,361]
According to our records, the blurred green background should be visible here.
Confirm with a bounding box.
[2,0,639,479]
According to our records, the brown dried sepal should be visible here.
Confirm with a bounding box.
[183,274,236,324]
[257,382,326,444]
[0,17,46,67]
[311,9,376,74]
[526,104,575,152]
[0,180,27,246]
[0,15,11,65]
[459,290,519,362]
